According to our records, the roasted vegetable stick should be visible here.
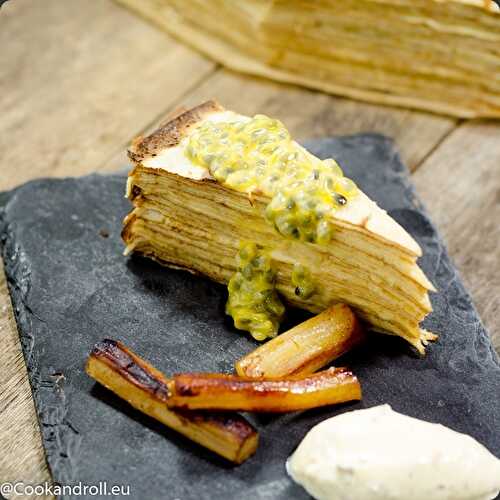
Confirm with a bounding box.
[166,367,361,413]
[235,304,364,378]
[85,339,258,464]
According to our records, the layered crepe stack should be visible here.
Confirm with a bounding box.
[114,0,500,118]
[122,101,436,353]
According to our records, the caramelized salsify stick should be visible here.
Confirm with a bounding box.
[85,339,258,464]
[236,304,365,378]
[166,367,361,413]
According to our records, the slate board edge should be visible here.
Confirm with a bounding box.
[0,134,498,495]
[304,134,498,366]
[0,173,127,485]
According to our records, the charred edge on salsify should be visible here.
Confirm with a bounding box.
[90,339,170,401]
[175,408,258,439]
[174,367,355,397]
[90,341,258,440]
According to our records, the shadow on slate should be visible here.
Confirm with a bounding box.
[1,134,499,500]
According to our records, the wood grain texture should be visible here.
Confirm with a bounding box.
[0,262,51,499]
[0,0,497,492]
[101,68,456,173]
[413,121,500,353]
[180,70,457,172]
[0,0,214,191]
[0,0,212,493]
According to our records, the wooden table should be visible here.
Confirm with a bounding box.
[1,1,499,494]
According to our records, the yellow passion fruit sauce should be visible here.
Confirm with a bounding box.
[291,263,315,300]
[185,114,358,339]
[226,242,285,341]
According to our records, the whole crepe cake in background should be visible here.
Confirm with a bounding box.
[114,0,500,118]
[122,101,436,353]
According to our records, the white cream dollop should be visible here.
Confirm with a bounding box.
[287,405,500,500]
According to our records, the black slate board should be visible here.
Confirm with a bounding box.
[1,134,499,500]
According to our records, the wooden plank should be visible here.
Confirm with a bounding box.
[0,0,214,492]
[413,121,500,353]
[0,1,487,490]
[0,0,215,191]
[0,263,51,499]
[101,68,457,173]
[180,70,457,171]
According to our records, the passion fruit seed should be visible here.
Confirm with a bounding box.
[291,263,315,299]
[186,114,358,245]
[226,242,285,341]
[186,114,350,340]
[334,193,347,206]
